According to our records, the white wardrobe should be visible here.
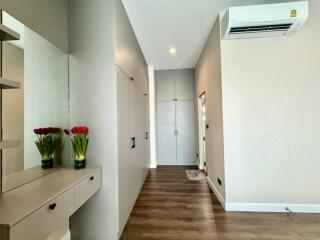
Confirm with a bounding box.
[156,69,196,165]
[116,65,149,233]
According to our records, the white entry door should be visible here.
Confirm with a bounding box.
[176,101,196,165]
[157,101,176,165]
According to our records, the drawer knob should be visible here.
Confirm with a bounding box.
[90,176,94,181]
[49,203,57,210]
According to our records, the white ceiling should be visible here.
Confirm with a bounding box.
[122,0,292,70]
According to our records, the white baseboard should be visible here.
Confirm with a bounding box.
[207,176,226,209]
[150,163,157,168]
[156,163,197,166]
[206,177,320,213]
[225,202,320,213]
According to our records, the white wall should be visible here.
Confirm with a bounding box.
[68,0,119,239]
[195,18,226,201]
[24,27,69,169]
[0,0,68,52]
[148,66,157,168]
[221,0,320,206]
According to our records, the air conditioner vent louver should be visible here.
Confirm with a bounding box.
[230,23,293,34]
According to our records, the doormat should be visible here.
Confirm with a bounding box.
[186,170,207,181]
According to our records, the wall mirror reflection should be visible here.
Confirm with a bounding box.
[1,11,69,193]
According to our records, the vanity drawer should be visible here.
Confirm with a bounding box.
[10,188,74,240]
[74,169,101,210]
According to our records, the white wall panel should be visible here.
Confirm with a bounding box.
[68,0,119,239]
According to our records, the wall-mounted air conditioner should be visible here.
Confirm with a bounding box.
[222,1,309,40]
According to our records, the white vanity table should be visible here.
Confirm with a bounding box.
[0,166,102,240]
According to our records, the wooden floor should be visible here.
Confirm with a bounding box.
[121,166,320,240]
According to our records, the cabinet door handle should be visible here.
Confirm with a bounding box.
[131,137,136,149]
[90,176,94,181]
[49,203,57,210]
[145,132,149,140]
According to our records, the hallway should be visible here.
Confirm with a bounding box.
[121,166,320,240]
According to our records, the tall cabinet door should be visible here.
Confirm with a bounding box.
[116,67,134,230]
[175,71,195,101]
[176,101,196,165]
[132,84,147,182]
[155,74,175,101]
[157,101,176,165]
[144,97,150,172]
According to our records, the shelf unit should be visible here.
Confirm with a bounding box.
[0,23,20,41]
[0,78,20,89]
[0,16,22,193]
[0,22,21,152]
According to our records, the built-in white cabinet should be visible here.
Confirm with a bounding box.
[0,166,102,240]
[156,69,196,165]
[156,75,175,101]
[157,101,176,165]
[116,66,149,233]
[115,2,149,96]
[176,101,196,165]
[174,71,195,101]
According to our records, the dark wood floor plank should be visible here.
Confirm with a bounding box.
[121,166,320,240]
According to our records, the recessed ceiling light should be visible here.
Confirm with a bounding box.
[169,47,176,55]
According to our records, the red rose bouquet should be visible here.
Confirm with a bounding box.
[34,127,61,169]
[64,126,89,169]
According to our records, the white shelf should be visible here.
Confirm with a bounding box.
[0,78,20,89]
[0,23,20,41]
[0,140,20,149]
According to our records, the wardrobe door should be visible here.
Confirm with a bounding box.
[144,97,150,172]
[116,67,134,230]
[174,70,194,101]
[132,84,147,184]
[157,101,176,165]
[176,101,196,165]
[155,73,175,101]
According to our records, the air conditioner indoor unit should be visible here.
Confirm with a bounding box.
[222,1,309,40]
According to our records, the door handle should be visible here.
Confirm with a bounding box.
[131,137,136,148]
[49,203,57,210]
[145,132,149,140]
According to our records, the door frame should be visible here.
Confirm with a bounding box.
[197,92,206,170]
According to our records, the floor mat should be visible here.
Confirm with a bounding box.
[186,170,207,180]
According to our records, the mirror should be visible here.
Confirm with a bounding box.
[1,11,69,193]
